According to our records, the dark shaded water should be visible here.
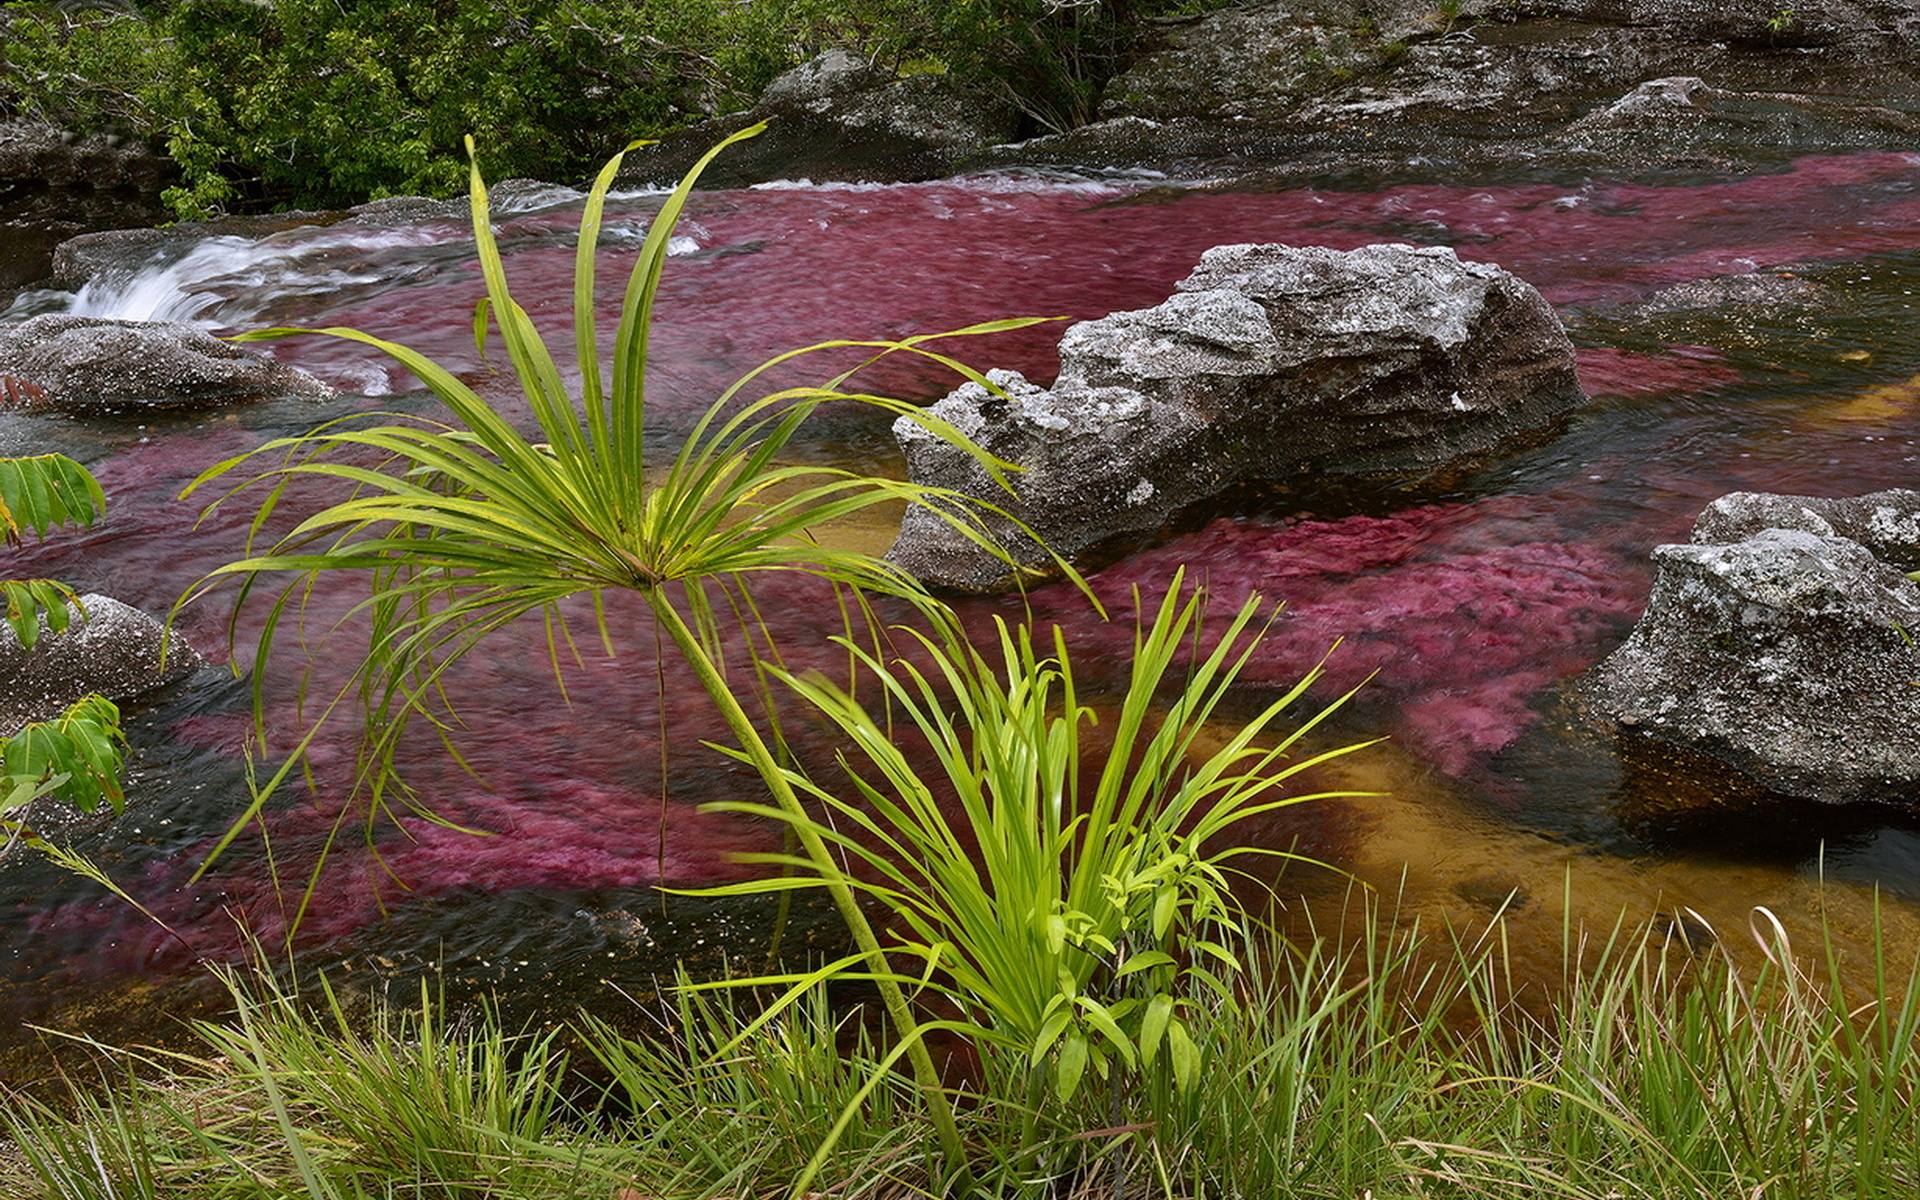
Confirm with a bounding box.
[6,153,1920,1067]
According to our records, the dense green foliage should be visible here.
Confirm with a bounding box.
[1,0,793,215]
[0,0,1230,217]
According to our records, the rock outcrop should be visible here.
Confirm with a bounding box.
[613,50,1022,189]
[0,594,206,737]
[0,121,173,303]
[0,314,335,412]
[888,241,1584,591]
[973,0,1920,183]
[1585,489,1920,808]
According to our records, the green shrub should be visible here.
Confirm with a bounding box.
[1,0,1244,216]
[2,0,793,216]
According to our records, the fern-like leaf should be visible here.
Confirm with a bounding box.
[0,454,107,545]
[1,694,126,816]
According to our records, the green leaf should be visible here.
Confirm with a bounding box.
[1151,884,1179,941]
[1,694,125,815]
[1056,1029,1090,1102]
[1139,993,1174,1068]
[1032,1003,1073,1065]
[1,580,83,651]
[1118,949,1176,977]
[1167,1018,1200,1092]
[1076,997,1137,1067]
[0,454,105,543]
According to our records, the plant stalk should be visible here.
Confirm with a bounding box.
[642,587,973,1189]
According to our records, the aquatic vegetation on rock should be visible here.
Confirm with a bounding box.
[1033,504,1645,776]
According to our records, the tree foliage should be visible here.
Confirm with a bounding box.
[1,0,1235,216]
[3,0,794,215]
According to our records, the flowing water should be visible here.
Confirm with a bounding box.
[5,153,1920,1067]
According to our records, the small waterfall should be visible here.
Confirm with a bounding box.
[65,235,265,325]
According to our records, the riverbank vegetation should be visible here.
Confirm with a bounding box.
[0,0,1233,217]
[5,899,1917,1199]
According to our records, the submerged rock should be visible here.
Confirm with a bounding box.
[0,594,206,737]
[888,241,1584,591]
[1585,489,1920,808]
[0,314,335,412]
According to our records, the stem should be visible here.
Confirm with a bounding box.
[644,588,973,1189]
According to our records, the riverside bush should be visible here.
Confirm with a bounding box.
[1,0,793,215]
[1,0,1240,216]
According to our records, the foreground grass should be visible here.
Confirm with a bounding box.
[5,896,1918,1200]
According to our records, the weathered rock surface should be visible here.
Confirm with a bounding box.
[611,0,1920,190]
[0,121,174,302]
[972,0,1920,184]
[614,50,1022,189]
[0,594,206,737]
[0,314,335,412]
[888,241,1584,591]
[1691,489,1920,568]
[1585,489,1920,807]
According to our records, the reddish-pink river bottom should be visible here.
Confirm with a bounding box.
[6,152,1920,1027]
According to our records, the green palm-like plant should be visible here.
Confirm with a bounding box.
[181,122,1058,1181]
[700,572,1373,1167]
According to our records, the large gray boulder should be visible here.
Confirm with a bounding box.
[0,594,206,738]
[888,241,1584,591]
[1585,489,1920,808]
[0,314,334,412]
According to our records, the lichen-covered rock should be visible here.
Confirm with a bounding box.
[1585,491,1920,808]
[0,595,206,737]
[888,241,1584,591]
[985,0,1920,183]
[1689,488,1920,569]
[0,314,335,412]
